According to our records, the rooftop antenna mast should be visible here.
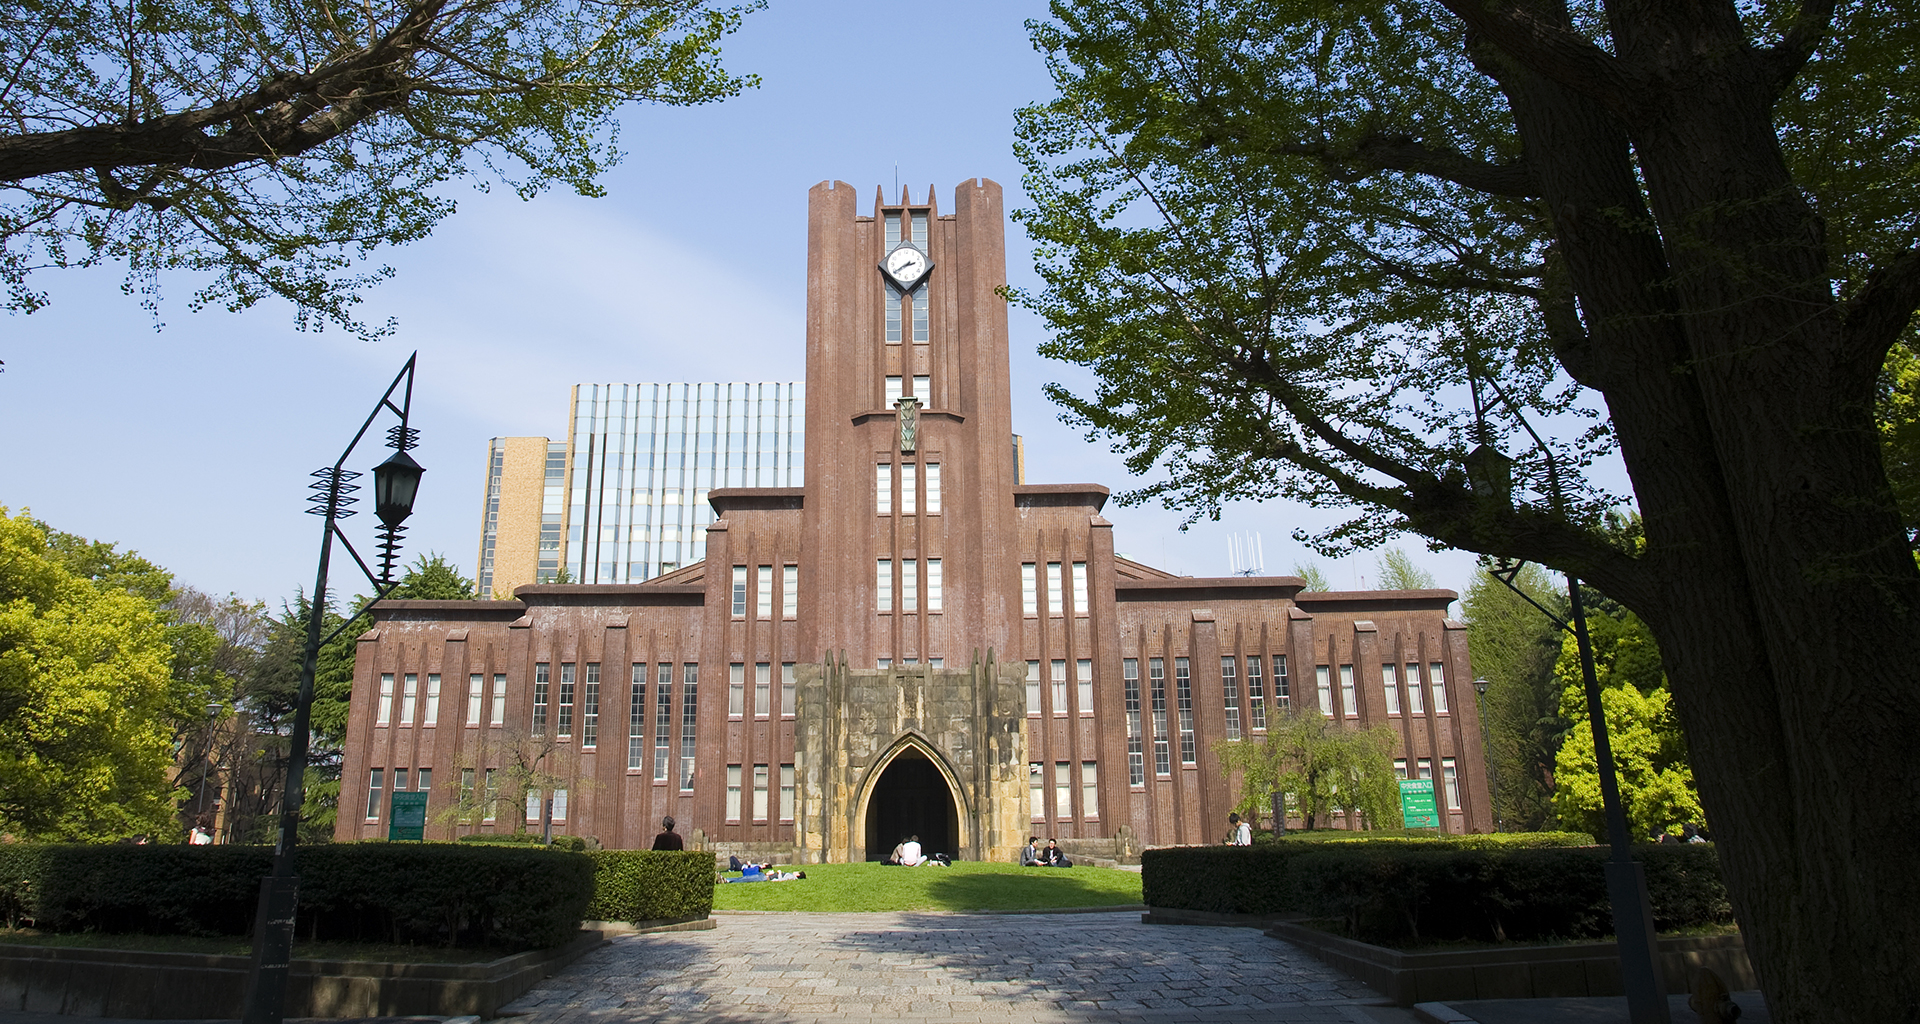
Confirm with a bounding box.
[1227,532,1265,576]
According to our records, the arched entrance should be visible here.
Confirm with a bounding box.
[862,747,960,861]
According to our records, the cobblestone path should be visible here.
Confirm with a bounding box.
[501,911,1386,1023]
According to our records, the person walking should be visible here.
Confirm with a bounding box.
[1227,812,1252,846]
[651,815,685,850]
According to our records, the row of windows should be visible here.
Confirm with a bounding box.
[725,764,796,822]
[1020,562,1089,617]
[884,283,930,343]
[731,565,799,619]
[1028,761,1099,821]
[1396,757,1462,810]
[876,558,944,612]
[728,663,797,718]
[875,462,941,515]
[1024,659,1094,718]
[375,673,443,728]
[883,375,930,407]
[364,766,432,820]
[1119,656,1292,785]
[1312,662,1450,719]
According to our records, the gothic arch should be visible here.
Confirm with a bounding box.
[853,732,972,860]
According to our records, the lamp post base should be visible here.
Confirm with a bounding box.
[1605,858,1670,1024]
[241,874,300,1024]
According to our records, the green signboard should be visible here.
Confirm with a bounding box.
[388,791,428,841]
[1399,779,1440,829]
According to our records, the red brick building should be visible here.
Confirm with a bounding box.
[338,180,1492,859]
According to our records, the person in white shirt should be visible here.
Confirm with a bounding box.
[1228,812,1252,846]
[899,835,927,866]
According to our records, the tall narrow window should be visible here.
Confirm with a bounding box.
[886,283,903,342]
[552,789,568,820]
[482,768,496,821]
[753,764,770,820]
[757,566,773,619]
[654,663,672,782]
[467,673,484,726]
[926,559,943,612]
[877,559,893,612]
[1030,764,1045,820]
[528,789,544,822]
[400,673,417,726]
[533,664,550,735]
[911,286,928,340]
[1394,758,1409,780]
[901,464,918,514]
[1081,761,1099,818]
[781,662,796,716]
[1070,562,1088,615]
[1339,664,1357,718]
[628,664,646,771]
[1054,761,1072,819]
[424,673,441,727]
[731,566,748,616]
[1417,757,1433,780]
[460,768,475,817]
[780,764,795,821]
[1316,665,1333,717]
[1406,663,1425,714]
[1442,757,1460,809]
[729,663,745,716]
[1431,662,1449,713]
[1275,655,1291,706]
[783,565,798,618]
[901,559,919,612]
[418,767,432,794]
[394,767,409,793]
[1026,660,1042,716]
[366,768,383,820]
[1221,656,1242,740]
[726,765,743,820]
[491,673,506,725]
[1051,659,1068,717]
[1124,659,1144,786]
[1077,659,1093,716]
[1383,663,1403,716]
[885,375,903,405]
[557,663,575,737]
[581,663,600,747]
[680,664,698,790]
[1021,563,1038,616]
[913,375,930,399]
[925,463,941,513]
[1176,657,1196,763]
[754,663,771,717]
[1046,562,1063,616]
[1247,655,1267,730]
[378,674,395,726]
[1150,658,1170,775]
[876,464,893,514]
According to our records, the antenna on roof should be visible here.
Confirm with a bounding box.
[1227,532,1265,576]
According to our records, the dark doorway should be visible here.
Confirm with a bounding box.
[863,748,960,861]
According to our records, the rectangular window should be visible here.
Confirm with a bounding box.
[783,565,798,618]
[394,767,409,794]
[1221,656,1242,740]
[533,664,550,735]
[461,767,475,817]
[732,565,748,616]
[755,663,771,717]
[1046,562,1063,616]
[927,559,943,612]
[366,767,383,820]
[527,788,543,825]
[1418,757,1433,779]
[1275,655,1291,707]
[424,673,440,727]
[1077,659,1093,717]
[553,788,568,821]
[876,463,893,514]
[753,764,770,821]
[483,768,496,822]
[1081,761,1098,818]
[1051,659,1068,717]
[467,673,483,726]
[782,662,796,716]
[581,663,599,747]
[654,663,672,782]
[780,764,795,821]
[1340,664,1357,718]
[1316,665,1333,716]
[1021,563,1038,616]
[1395,758,1409,780]
[557,663,575,737]
[1054,761,1072,819]
[491,673,506,726]
[1030,763,1045,820]
[902,464,918,515]
[885,375,903,405]
[1070,562,1088,616]
[1124,659,1144,786]
[912,289,929,342]
[628,664,646,771]
[913,374,929,399]
[729,663,745,716]
[400,673,417,726]
[680,664,698,790]
[1383,663,1402,716]
[902,559,919,612]
[1150,658,1170,776]
[925,463,941,514]
[1247,655,1266,730]
[1431,662,1449,713]
[757,565,773,619]
[1026,660,1042,716]
[886,284,902,342]
[1176,657,1195,764]
[877,559,893,612]
[1406,662,1425,714]
[1443,757,1460,809]
[726,765,742,820]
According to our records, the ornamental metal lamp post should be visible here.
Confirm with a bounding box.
[241,355,424,1024]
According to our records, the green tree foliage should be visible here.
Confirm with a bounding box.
[1462,560,1566,832]
[1,0,762,335]
[1291,561,1331,591]
[1373,548,1436,590]
[1217,707,1400,831]
[1878,340,1920,547]
[0,508,188,840]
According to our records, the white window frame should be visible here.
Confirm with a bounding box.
[467,673,483,727]
[1383,663,1402,716]
[877,559,893,612]
[926,558,943,612]
[728,663,745,718]
[1316,665,1333,717]
[757,565,773,619]
[424,673,440,727]
[925,463,941,514]
[1340,664,1358,718]
[783,565,798,618]
[901,464,918,515]
[1077,659,1093,717]
[876,463,892,515]
[1046,561,1063,616]
[1070,561,1088,615]
[1431,662,1449,713]
[400,673,418,726]
[726,765,742,821]
[1021,563,1038,616]
[755,662,771,718]
[378,674,395,726]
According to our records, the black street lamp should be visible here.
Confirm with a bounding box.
[1471,679,1498,832]
[241,355,422,1024]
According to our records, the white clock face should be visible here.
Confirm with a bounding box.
[883,245,930,288]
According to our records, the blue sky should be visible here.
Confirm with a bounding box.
[0,0,1490,609]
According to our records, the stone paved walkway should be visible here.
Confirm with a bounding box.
[501,911,1389,1023]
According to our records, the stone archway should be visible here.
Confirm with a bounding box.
[861,745,961,861]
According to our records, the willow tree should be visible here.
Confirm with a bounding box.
[1012,1,1920,1018]
[0,0,761,335]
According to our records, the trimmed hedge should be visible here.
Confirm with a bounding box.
[0,843,594,951]
[586,851,715,924]
[1143,838,1730,945]
[457,832,590,852]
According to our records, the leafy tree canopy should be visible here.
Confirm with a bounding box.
[1,0,762,336]
[1217,707,1400,831]
[1461,558,1565,832]
[1373,547,1436,590]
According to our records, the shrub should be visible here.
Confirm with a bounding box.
[586,851,715,923]
[458,832,588,851]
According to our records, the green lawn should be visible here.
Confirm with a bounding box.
[710,860,1144,913]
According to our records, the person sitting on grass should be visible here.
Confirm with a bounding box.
[1041,838,1072,867]
[897,834,928,866]
[1021,836,1042,866]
